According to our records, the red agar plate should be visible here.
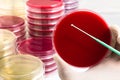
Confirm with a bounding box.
[0,16,24,28]
[53,10,111,67]
[27,0,63,10]
[18,37,54,56]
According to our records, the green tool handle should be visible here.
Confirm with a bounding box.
[71,24,120,56]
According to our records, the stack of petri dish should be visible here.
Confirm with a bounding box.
[0,16,26,44]
[0,54,45,80]
[0,29,16,59]
[17,37,57,74]
[0,0,27,19]
[26,0,64,38]
[63,0,79,13]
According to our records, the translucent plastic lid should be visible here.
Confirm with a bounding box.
[27,0,63,9]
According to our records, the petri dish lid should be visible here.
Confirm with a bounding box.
[27,0,63,9]
[0,16,24,28]
[53,10,111,67]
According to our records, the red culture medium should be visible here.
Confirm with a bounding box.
[53,10,111,67]
[0,16,24,28]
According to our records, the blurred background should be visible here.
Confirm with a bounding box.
[79,0,120,26]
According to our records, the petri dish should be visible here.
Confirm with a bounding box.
[0,16,24,28]
[65,7,78,13]
[0,40,16,58]
[28,29,53,36]
[14,29,26,37]
[63,0,78,2]
[29,33,53,38]
[28,21,56,26]
[37,55,54,60]
[42,58,54,62]
[26,0,63,10]
[0,24,25,32]
[28,23,54,30]
[16,34,26,44]
[64,2,79,9]
[27,16,60,25]
[45,66,57,74]
[0,54,44,80]
[17,37,54,56]
[27,5,64,13]
[53,10,111,67]
[27,10,64,19]
[64,0,78,4]
[0,43,15,51]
